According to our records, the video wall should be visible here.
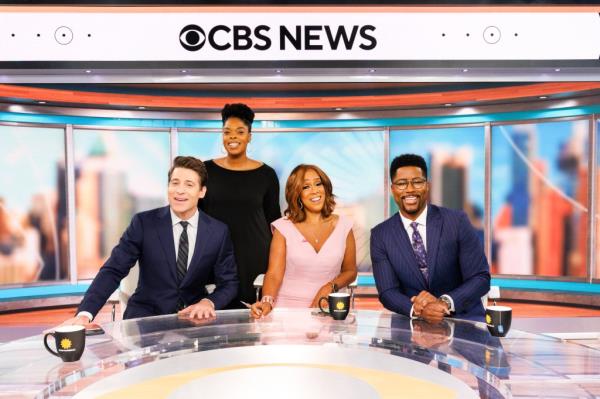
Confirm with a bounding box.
[0,115,597,285]
[491,120,590,278]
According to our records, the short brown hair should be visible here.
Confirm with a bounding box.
[284,164,336,223]
[168,156,208,187]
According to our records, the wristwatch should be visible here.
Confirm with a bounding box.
[330,281,339,292]
[439,295,452,313]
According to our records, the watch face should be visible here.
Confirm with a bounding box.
[438,297,447,306]
[442,298,451,309]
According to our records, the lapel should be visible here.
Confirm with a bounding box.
[425,205,442,286]
[182,209,211,284]
[156,206,177,282]
[390,213,428,289]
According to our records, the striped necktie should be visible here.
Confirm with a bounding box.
[176,221,189,284]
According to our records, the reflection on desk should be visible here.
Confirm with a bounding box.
[0,309,598,398]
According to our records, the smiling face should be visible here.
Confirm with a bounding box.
[300,168,326,214]
[222,116,251,157]
[168,167,206,220]
[391,165,429,220]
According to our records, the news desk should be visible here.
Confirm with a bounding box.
[0,309,598,398]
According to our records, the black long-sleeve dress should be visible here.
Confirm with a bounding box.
[201,160,281,306]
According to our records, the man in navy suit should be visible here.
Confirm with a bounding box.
[371,154,490,323]
[60,156,239,325]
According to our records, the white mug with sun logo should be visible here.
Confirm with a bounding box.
[44,325,86,362]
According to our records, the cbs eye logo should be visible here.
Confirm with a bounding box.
[180,24,206,51]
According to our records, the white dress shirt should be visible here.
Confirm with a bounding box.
[400,206,455,316]
[170,209,213,310]
[399,206,428,252]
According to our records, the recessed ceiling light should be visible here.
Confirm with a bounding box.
[85,69,92,73]
[335,107,343,111]
[444,103,452,107]
[554,68,561,72]
[181,69,187,73]
[539,96,548,99]
[37,101,46,104]
[275,69,282,73]
[138,106,146,110]
[462,69,469,73]
[369,68,376,73]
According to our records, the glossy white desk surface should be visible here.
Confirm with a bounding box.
[0,309,598,398]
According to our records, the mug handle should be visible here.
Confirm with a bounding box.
[44,332,59,357]
[318,297,330,314]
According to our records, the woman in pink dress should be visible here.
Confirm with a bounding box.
[250,164,357,318]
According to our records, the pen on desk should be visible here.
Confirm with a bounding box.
[240,301,252,309]
[241,300,262,316]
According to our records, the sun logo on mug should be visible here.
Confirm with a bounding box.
[60,338,72,350]
[336,301,345,310]
[485,314,492,324]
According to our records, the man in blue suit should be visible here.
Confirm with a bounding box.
[371,154,490,323]
[60,156,239,325]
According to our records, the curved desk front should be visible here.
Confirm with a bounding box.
[0,309,598,398]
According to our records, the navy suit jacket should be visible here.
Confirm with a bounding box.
[371,205,490,321]
[78,206,239,319]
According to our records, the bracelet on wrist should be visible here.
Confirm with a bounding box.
[261,295,275,306]
[329,281,339,292]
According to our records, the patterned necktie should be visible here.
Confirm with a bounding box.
[176,221,189,284]
[410,221,429,282]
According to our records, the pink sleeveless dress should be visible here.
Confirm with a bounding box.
[272,215,353,308]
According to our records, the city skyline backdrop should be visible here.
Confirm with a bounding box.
[0,119,598,284]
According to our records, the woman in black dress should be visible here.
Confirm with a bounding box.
[201,103,280,307]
